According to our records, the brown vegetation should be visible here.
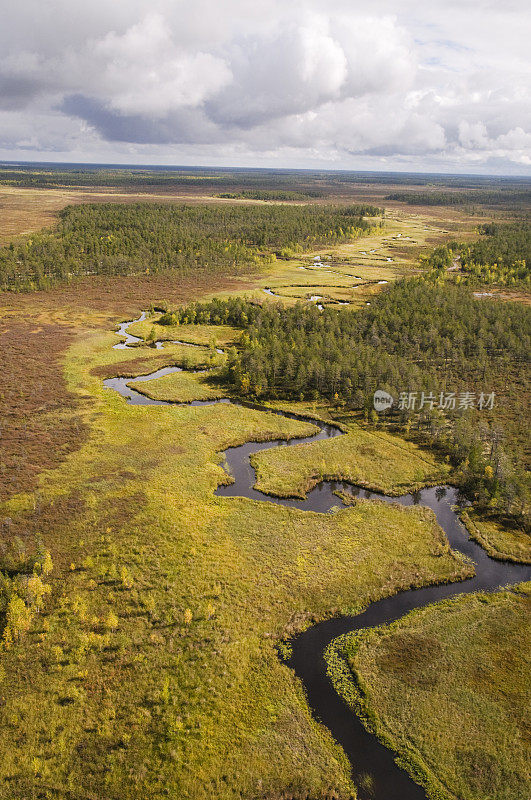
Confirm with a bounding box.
[0,271,254,320]
[0,320,86,502]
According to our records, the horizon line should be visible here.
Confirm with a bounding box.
[1,159,530,181]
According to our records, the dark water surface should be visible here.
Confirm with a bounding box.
[106,315,530,800]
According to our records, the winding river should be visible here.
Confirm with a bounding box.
[105,314,530,800]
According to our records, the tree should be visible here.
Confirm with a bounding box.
[5,595,32,641]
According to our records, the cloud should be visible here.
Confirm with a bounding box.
[0,0,529,172]
[92,14,232,116]
[206,18,349,127]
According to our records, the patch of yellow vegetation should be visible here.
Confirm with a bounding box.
[461,510,531,563]
[127,317,240,347]
[329,585,531,800]
[130,369,227,403]
[253,421,450,498]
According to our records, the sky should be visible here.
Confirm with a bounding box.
[0,0,530,174]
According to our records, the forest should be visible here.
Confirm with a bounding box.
[387,189,531,207]
[459,220,530,284]
[216,190,323,200]
[167,281,530,526]
[421,219,530,287]
[0,201,381,291]
[167,281,529,402]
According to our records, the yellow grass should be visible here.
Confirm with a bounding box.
[328,584,531,800]
[252,421,451,498]
[130,369,227,403]
[461,509,531,564]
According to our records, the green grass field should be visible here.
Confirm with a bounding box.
[130,369,228,403]
[327,584,531,800]
[126,319,240,348]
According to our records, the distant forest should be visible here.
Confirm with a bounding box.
[1,164,529,196]
[387,189,531,207]
[0,202,381,291]
[216,190,323,201]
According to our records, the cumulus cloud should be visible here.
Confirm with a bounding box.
[0,0,529,172]
[92,14,232,116]
[206,18,349,127]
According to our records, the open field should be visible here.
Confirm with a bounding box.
[126,320,240,348]
[0,318,86,503]
[327,584,531,800]
[0,271,256,324]
[0,296,473,799]
[252,422,450,498]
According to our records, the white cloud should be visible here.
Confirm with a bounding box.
[0,0,529,172]
[92,14,232,116]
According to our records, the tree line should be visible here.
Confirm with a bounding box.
[2,165,525,193]
[387,190,531,207]
[0,201,381,292]
[216,190,323,200]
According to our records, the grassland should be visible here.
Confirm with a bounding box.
[252,422,450,498]
[130,369,228,403]
[126,319,240,348]
[327,584,531,800]
[0,317,87,503]
[0,302,474,799]
[461,510,531,564]
[223,215,432,309]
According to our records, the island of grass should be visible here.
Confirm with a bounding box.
[128,368,228,403]
[125,318,240,348]
[327,583,531,800]
[252,421,450,498]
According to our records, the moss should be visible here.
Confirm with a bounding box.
[252,422,450,498]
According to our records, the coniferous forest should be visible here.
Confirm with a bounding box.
[169,280,530,403]
[421,219,530,287]
[0,202,381,291]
